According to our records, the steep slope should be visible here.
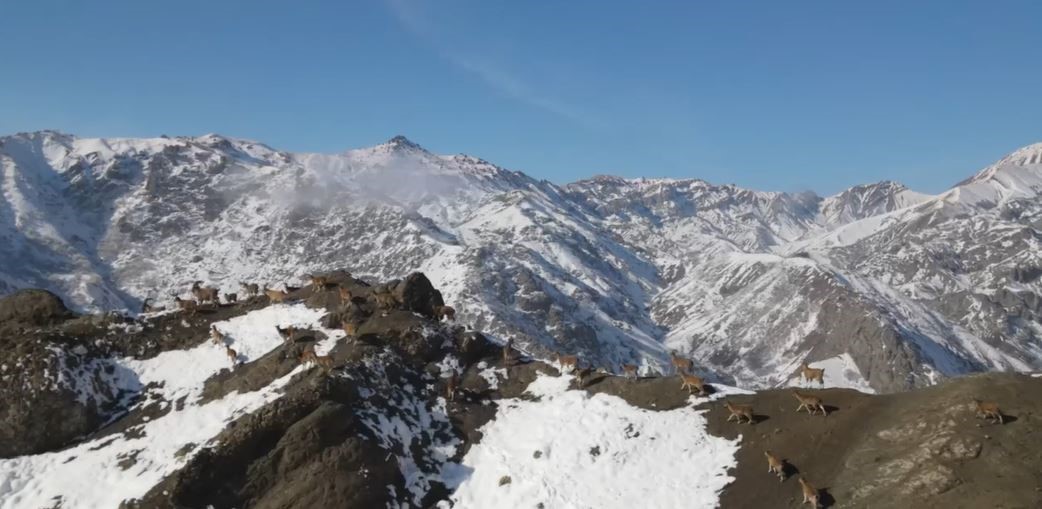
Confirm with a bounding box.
[2,131,1042,392]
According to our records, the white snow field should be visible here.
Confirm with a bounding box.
[444,373,743,509]
[0,304,343,509]
[786,353,877,394]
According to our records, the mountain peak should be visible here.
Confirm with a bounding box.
[384,135,425,152]
[997,141,1042,167]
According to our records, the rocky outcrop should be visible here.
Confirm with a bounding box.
[704,373,1042,509]
[0,289,73,330]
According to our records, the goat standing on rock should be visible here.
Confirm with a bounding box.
[264,286,288,303]
[433,305,456,321]
[191,281,219,304]
[240,282,259,298]
[172,294,197,315]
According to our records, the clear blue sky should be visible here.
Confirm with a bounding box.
[3,1,1040,194]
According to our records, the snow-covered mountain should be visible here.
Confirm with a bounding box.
[3,130,1041,392]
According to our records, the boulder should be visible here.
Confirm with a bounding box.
[392,273,445,319]
[0,289,74,328]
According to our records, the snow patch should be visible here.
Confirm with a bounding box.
[444,373,740,508]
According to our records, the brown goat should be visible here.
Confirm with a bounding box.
[172,295,198,315]
[680,374,707,395]
[264,286,288,303]
[339,286,353,304]
[225,346,238,366]
[556,353,579,372]
[434,305,457,321]
[575,366,595,387]
[621,363,638,379]
[793,391,828,417]
[240,282,259,297]
[973,399,1004,424]
[314,355,334,374]
[374,291,398,310]
[798,477,820,507]
[765,450,786,482]
[299,348,318,367]
[191,281,219,304]
[308,274,328,288]
[502,338,515,366]
[446,373,459,401]
[140,298,163,313]
[210,325,225,345]
[724,401,754,424]
[342,321,359,337]
[800,362,825,386]
[670,351,694,375]
[276,325,295,343]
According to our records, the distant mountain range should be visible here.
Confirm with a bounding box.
[3,130,1041,392]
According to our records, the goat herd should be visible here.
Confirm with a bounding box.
[150,275,1009,508]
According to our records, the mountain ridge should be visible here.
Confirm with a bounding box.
[2,130,1041,392]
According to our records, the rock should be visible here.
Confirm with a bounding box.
[0,342,134,458]
[0,289,73,328]
[392,273,444,319]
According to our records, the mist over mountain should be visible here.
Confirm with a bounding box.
[2,130,1041,392]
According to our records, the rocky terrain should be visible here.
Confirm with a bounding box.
[1,275,1040,508]
[2,131,1042,394]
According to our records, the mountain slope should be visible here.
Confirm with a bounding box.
[2,130,1042,392]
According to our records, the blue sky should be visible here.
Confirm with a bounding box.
[2,1,1040,194]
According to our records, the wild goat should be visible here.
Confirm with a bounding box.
[191,281,219,303]
[621,363,638,379]
[240,282,259,298]
[556,353,579,372]
[226,346,238,366]
[798,477,820,507]
[264,286,288,303]
[308,274,328,288]
[140,298,163,313]
[223,293,237,304]
[575,366,595,387]
[764,450,786,482]
[172,294,198,315]
[276,325,295,342]
[433,305,456,321]
[446,372,459,401]
[299,347,317,367]
[342,320,359,337]
[502,338,515,366]
[339,286,353,304]
[210,325,225,345]
[670,351,694,375]
[724,400,754,424]
[973,399,1004,424]
[680,374,707,395]
[793,391,828,417]
[314,354,334,374]
[374,291,397,310]
[800,362,825,386]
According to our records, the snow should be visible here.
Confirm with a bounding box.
[444,373,741,509]
[0,303,341,508]
[789,354,876,394]
[123,303,332,405]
